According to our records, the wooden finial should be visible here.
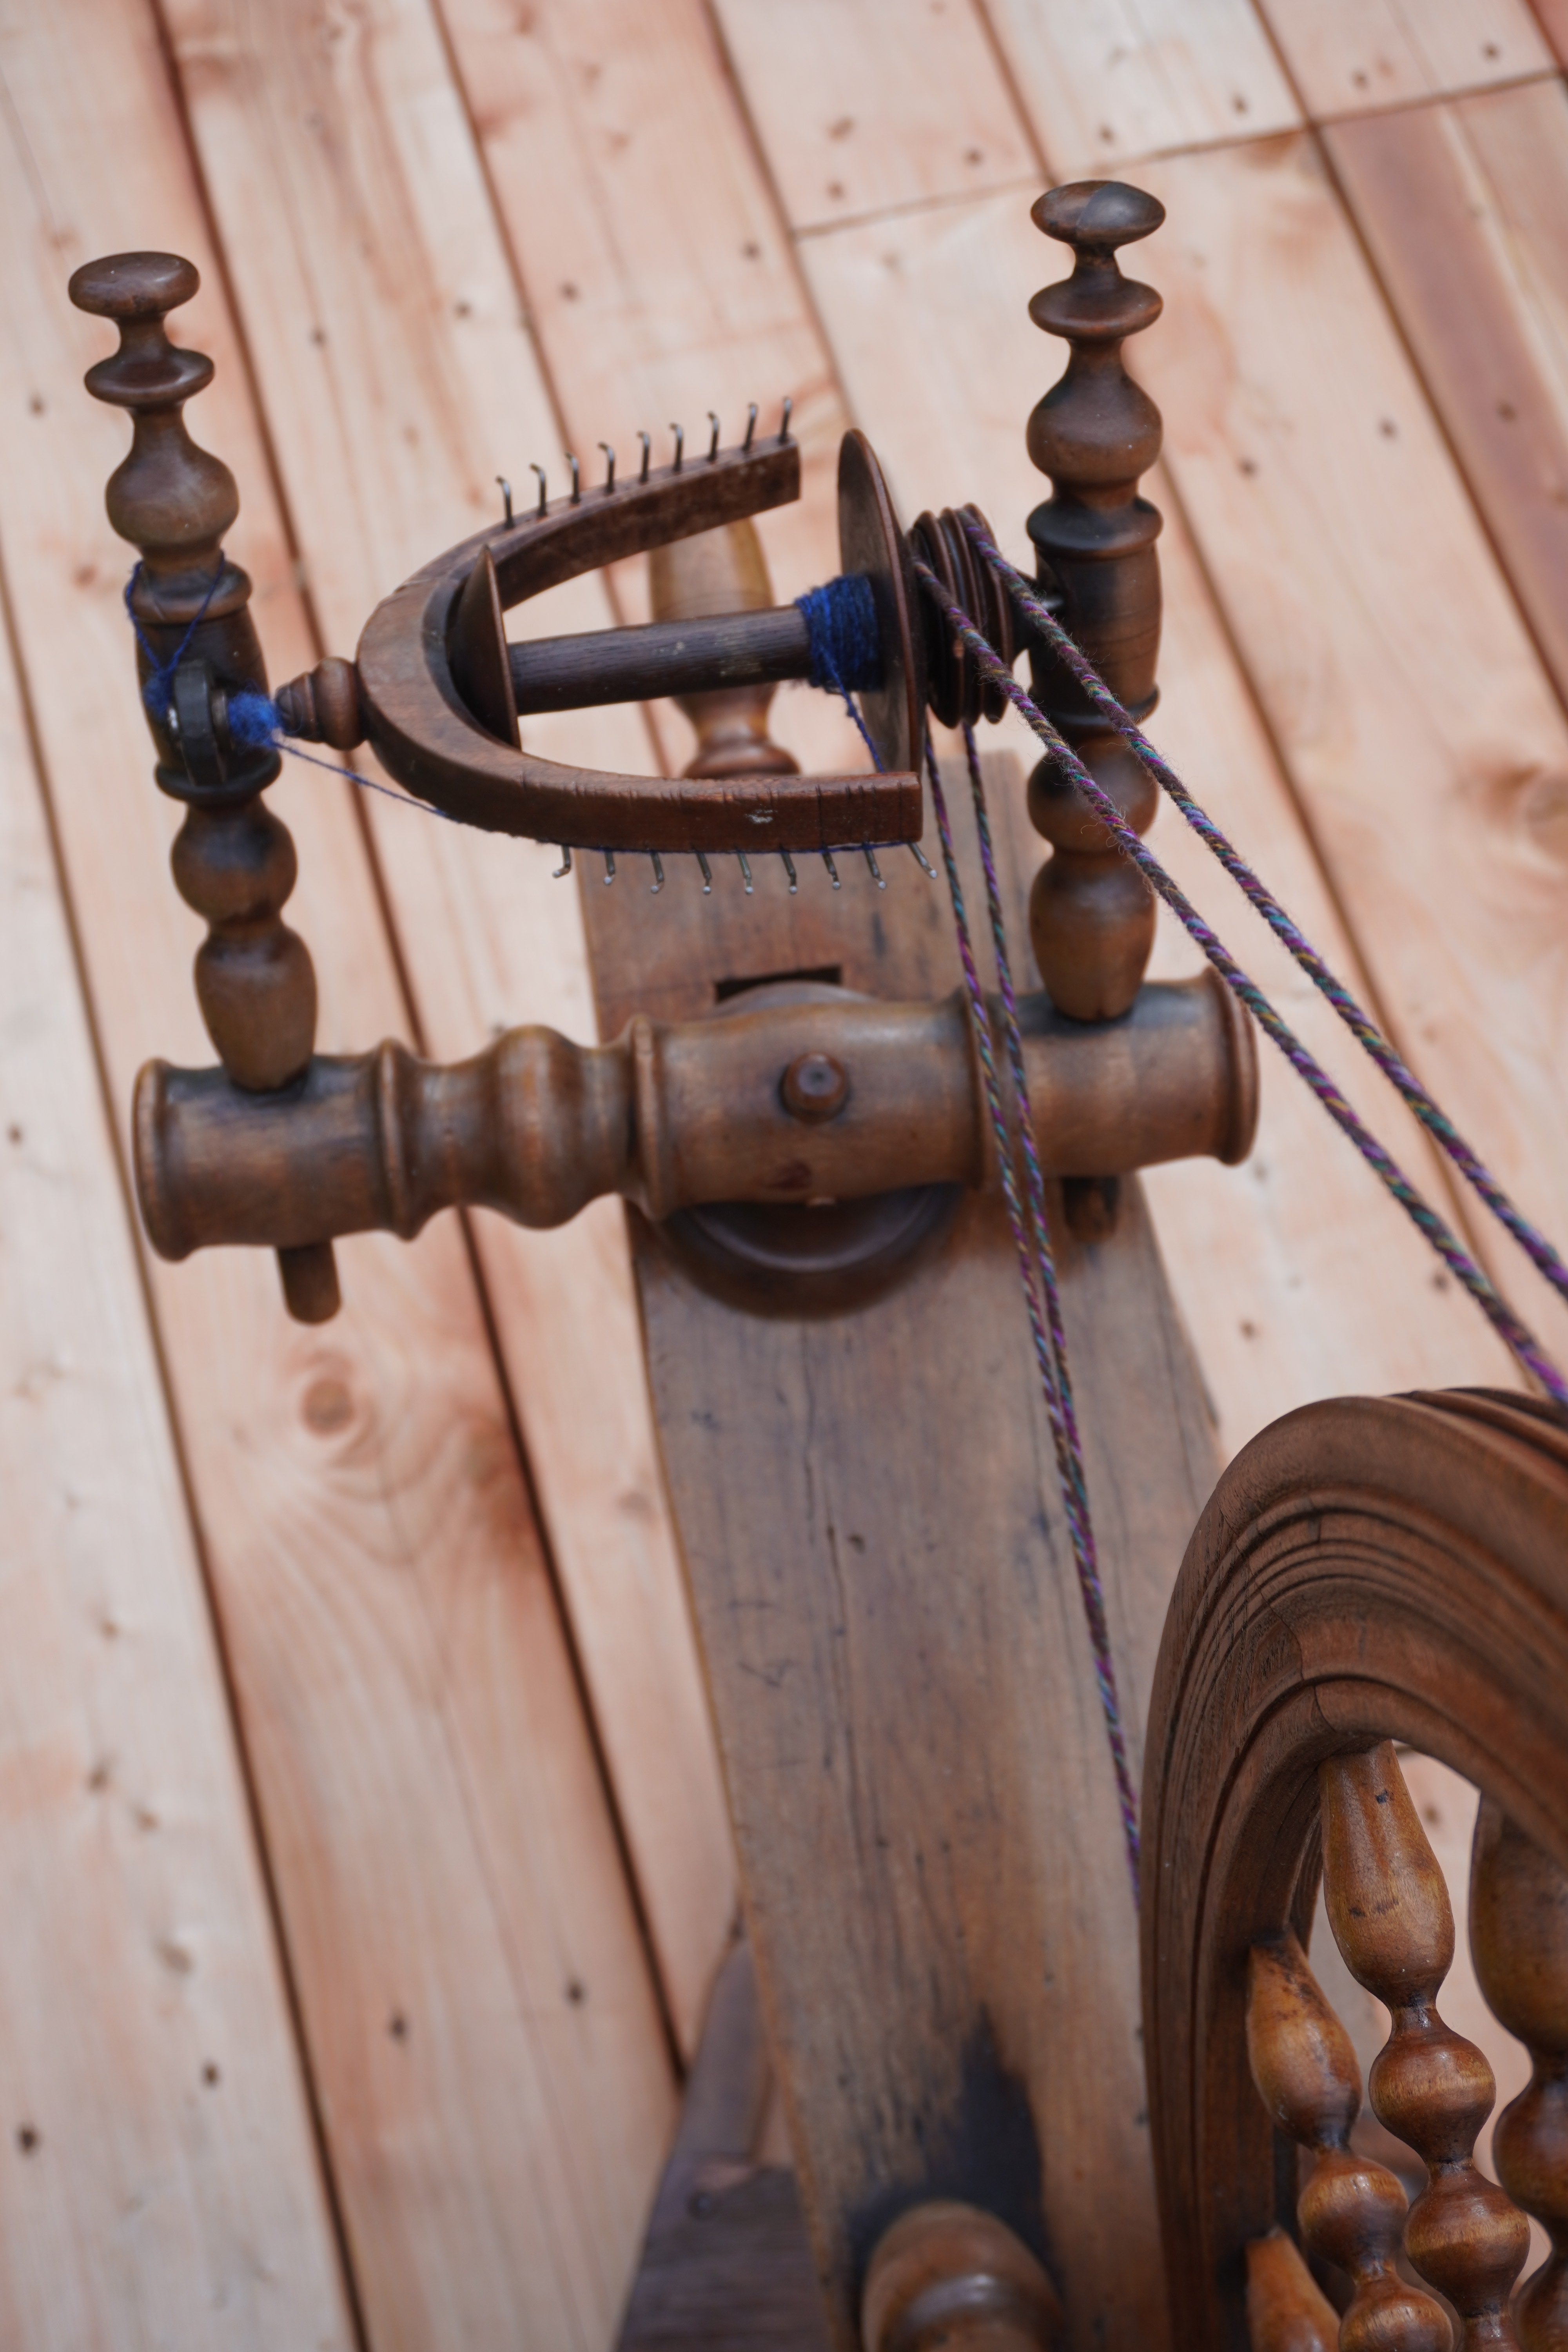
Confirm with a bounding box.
[1244,1929,1449,2351]
[1470,1802,1568,2352]
[70,252,337,1323]
[1024,181,1165,1024]
[1321,1744,1530,2346]
[648,518,799,779]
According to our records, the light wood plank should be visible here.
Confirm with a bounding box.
[1117,133,1568,1376]
[746,180,1512,1452]
[1256,0,1553,118]
[6,2,677,2340]
[0,481,353,2352]
[981,0,1300,176]
[710,0,1035,233]
[155,0,736,2059]
[1328,82,1568,717]
[1533,0,1568,67]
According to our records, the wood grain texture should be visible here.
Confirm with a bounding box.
[598,757,1217,2352]
[155,0,736,2055]
[1328,81,1568,720]
[1121,133,1568,1374]
[770,184,1512,1454]
[8,2,678,2341]
[1142,1387,1568,2352]
[711,0,1034,232]
[1256,0,1554,118]
[0,482,353,2352]
[980,0,1300,176]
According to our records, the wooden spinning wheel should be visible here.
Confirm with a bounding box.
[67,158,1568,2352]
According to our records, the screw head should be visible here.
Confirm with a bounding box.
[782,1051,849,1123]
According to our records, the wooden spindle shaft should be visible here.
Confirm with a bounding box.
[69,250,337,1324]
[1322,1744,1530,2347]
[1470,1803,1568,2352]
[1245,1929,1450,2350]
[860,2201,1062,2351]
[1024,181,1165,1026]
[648,515,800,779]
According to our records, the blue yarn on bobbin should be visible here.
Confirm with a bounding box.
[226,689,287,748]
[795,574,880,693]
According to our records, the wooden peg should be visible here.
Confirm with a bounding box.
[69,251,338,1323]
[1024,181,1165,1025]
[1470,1802,1568,2352]
[860,2201,1062,2351]
[648,517,800,780]
[1321,1744,1530,2347]
[1245,1930,1450,2350]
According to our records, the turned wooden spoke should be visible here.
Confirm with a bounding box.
[1245,1929,1449,2350]
[860,2203,1062,2352]
[1321,1744,1530,2347]
[1471,1804,1568,2352]
[1245,2228,1339,2352]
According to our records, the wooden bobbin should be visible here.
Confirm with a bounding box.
[68,250,338,1323]
[1321,1743,1530,2348]
[649,517,800,781]
[1470,1803,1568,2352]
[1024,181,1164,1026]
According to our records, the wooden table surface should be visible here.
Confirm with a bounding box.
[2,0,1566,2343]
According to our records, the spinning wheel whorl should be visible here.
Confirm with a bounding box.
[1025,181,1166,1023]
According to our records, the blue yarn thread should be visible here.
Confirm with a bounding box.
[124,561,225,723]
[796,575,881,694]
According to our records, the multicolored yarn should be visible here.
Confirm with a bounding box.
[948,720,1140,1893]
[960,516,1568,1330]
[913,557,1568,1408]
[811,576,1141,1895]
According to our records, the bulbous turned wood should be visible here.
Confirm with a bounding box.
[1245,2226,1339,2352]
[648,516,799,780]
[73,251,335,1319]
[860,2200,1062,2351]
[1322,1745,1529,2346]
[1246,1931,1450,2351]
[1023,181,1165,1025]
[1471,1802,1568,2351]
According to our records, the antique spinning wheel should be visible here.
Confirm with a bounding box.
[69,173,1568,2352]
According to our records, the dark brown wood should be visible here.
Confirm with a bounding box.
[341,427,924,850]
[132,967,1254,1264]
[1024,181,1165,1024]
[615,1939,828,2352]
[860,2201,1063,2350]
[1320,1743,1528,2348]
[507,606,813,715]
[1141,1388,1568,2352]
[1470,1805,1568,2351]
[1244,1926,1448,2347]
[68,250,338,1321]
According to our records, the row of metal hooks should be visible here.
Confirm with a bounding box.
[495,399,794,524]
[550,841,938,895]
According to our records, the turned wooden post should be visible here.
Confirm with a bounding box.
[860,2202,1062,2352]
[1024,180,1164,1025]
[1322,1743,1530,2348]
[1245,1927,1448,2350]
[1471,1802,1568,2352]
[69,251,337,1323]
[650,517,800,782]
